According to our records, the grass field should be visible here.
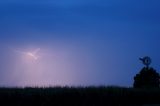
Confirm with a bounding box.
[0,86,160,106]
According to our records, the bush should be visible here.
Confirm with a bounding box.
[134,67,160,88]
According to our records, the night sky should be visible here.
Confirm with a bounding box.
[0,0,160,87]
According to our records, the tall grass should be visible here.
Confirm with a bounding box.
[0,86,160,106]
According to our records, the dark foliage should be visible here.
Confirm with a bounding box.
[134,67,160,88]
[0,87,160,106]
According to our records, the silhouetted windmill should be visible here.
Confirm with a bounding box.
[139,56,151,69]
[134,56,160,88]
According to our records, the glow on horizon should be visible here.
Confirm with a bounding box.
[8,46,78,87]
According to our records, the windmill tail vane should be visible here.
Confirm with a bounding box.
[139,56,152,68]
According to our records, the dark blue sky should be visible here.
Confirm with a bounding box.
[0,0,160,87]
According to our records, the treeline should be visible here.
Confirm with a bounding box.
[0,86,160,106]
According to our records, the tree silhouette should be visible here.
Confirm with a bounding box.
[134,67,160,88]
